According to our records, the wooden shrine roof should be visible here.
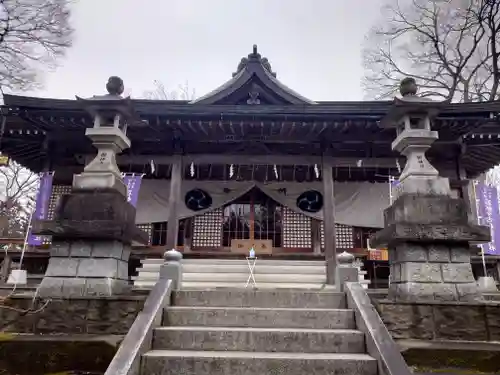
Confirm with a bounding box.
[2,45,500,177]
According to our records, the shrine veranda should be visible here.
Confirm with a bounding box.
[2,45,500,286]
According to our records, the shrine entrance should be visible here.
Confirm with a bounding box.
[222,187,283,254]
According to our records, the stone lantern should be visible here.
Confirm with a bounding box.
[371,78,490,302]
[382,78,450,200]
[34,77,148,298]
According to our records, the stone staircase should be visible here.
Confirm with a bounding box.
[133,258,371,289]
[140,289,378,375]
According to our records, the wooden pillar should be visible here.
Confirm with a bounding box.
[322,157,337,284]
[165,155,182,250]
[249,191,255,241]
[456,160,477,225]
[183,218,193,252]
[311,219,322,255]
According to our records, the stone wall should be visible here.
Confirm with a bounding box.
[375,300,500,341]
[0,294,145,334]
[0,339,118,375]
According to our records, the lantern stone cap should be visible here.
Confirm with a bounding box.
[75,76,138,120]
[164,249,183,262]
[379,78,447,129]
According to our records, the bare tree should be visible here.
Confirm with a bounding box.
[0,161,38,237]
[363,0,500,102]
[143,80,196,100]
[0,0,73,92]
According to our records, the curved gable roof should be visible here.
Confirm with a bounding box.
[191,45,316,105]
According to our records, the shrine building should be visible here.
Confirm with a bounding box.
[2,45,500,286]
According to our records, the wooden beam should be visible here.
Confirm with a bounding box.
[322,156,337,285]
[165,155,182,250]
[112,154,405,168]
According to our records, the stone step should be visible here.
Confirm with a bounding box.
[139,271,326,284]
[140,263,326,274]
[134,280,327,289]
[153,326,365,353]
[141,258,326,266]
[164,306,355,329]
[172,289,346,308]
[141,350,377,375]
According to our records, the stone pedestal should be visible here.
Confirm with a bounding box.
[372,194,490,302]
[39,240,130,297]
[33,190,148,297]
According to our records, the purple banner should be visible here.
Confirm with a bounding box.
[475,183,500,255]
[27,172,54,246]
[123,174,143,207]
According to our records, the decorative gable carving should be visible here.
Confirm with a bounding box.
[191,45,316,106]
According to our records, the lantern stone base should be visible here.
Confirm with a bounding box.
[371,194,490,302]
[33,190,147,298]
[38,240,131,297]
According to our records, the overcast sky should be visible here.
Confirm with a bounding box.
[32,0,386,102]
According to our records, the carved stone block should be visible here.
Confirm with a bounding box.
[45,258,79,277]
[456,282,482,301]
[372,223,490,247]
[49,241,71,257]
[91,240,124,259]
[384,194,469,226]
[450,246,472,263]
[38,240,132,298]
[392,243,428,262]
[396,282,438,301]
[441,263,476,283]
[399,262,442,283]
[33,190,148,245]
[428,244,451,262]
[69,241,92,257]
[393,176,451,199]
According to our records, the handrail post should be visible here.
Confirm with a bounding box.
[335,251,358,292]
[160,249,183,290]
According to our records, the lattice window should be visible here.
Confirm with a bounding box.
[282,207,312,248]
[192,208,223,248]
[137,223,152,245]
[320,223,354,249]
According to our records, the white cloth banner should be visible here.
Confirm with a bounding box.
[134,180,391,228]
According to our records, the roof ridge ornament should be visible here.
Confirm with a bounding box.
[233,44,277,78]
